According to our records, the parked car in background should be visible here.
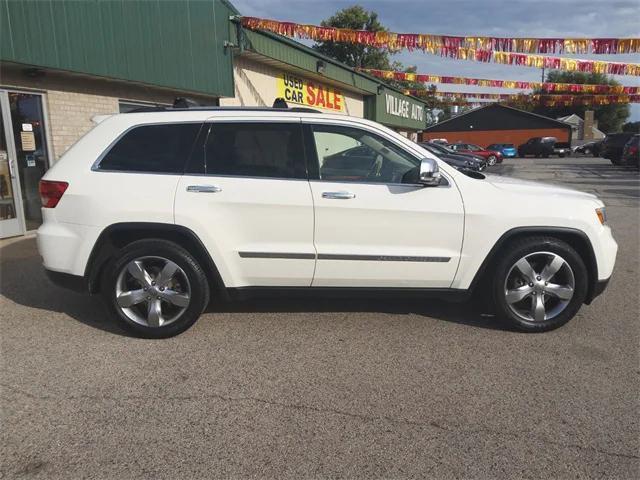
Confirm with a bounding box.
[430,138,449,145]
[419,142,486,172]
[600,132,636,165]
[448,143,503,165]
[487,143,517,158]
[518,137,552,158]
[621,134,639,167]
[553,141,571,157]
[423,141,487,164]
[573,140,603,156]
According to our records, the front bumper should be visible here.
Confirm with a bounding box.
[586,277,610,304]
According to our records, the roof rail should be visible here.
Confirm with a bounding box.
[126,106,322,114]
[127,96,322,114]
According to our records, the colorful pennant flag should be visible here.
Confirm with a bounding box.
[239,16,640,55]
[362,68,640,94]
[405,90,640,105]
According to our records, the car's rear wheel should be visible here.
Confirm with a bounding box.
[492,237,587,332]
[103,239,210,338]
[487,155,497,166]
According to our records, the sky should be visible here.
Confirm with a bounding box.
[231,0,640,121]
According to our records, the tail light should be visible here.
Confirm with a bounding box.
[39,180,69,208]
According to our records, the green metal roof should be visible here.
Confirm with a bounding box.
[0,0,236,97]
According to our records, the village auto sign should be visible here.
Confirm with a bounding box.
[277,72,345,112]
[385,93,424,122]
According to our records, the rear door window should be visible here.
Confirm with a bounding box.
[203,123,306,179]
[98,123,201,173]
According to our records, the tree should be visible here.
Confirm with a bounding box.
[622,121,640,133]
[531,71,630,133]
[313,6,392,70]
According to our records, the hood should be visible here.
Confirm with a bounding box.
[483,174,601,203]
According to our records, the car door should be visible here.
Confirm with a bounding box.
[174,118,316,288]
[304,120,464,288]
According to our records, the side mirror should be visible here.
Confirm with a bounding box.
[419,158,441,186]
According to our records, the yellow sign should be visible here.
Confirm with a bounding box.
[277,72,345,112]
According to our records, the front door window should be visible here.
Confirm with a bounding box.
[311,124,419,184]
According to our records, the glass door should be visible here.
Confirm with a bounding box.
[0,89,52,238]
[0,92,24,238]
[7,91,51,231]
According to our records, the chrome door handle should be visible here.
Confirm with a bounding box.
[322,191,356,200]
[186,185,222,193]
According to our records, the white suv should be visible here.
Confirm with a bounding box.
[37,107,617,338]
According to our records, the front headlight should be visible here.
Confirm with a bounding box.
[596,207,607,225]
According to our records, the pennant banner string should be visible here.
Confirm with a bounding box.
[361,68,640,94]
[239,16,640,54]
[404,90,640,104]
[240,17,640,76]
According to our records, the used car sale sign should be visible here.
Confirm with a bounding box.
[277,73,345,112]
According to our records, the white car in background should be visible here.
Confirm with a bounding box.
[37,106,617,338]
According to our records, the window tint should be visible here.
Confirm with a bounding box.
[311,124,419,184]
[204,123,306,179]
[99,123,201,173]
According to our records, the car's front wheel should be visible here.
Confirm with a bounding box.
[487,155,497,166]
[103,239,210,338]
[492,237,588,332]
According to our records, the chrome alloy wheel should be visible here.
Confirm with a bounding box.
[115,256,191,328]
[504,251,575,322]
[487,155,497,166]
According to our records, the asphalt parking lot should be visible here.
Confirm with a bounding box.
[1,156,638,479]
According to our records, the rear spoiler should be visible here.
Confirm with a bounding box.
[92,114,114,124]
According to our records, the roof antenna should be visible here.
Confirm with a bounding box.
[273,97,288,109]
[173,97,199,109]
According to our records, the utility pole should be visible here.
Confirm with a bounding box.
[541,66,545,83]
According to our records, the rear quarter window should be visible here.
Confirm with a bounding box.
[97,123,201,173]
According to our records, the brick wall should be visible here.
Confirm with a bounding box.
[2,63,217,161]
[420,128,571,147]
[46,91,119,160]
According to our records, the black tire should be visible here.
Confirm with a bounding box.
[491,236,588,332]
[102,239,210,338]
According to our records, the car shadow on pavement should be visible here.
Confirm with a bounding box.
[0,237,128,336]
[206,296,507,331]
[0,237,506,336]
